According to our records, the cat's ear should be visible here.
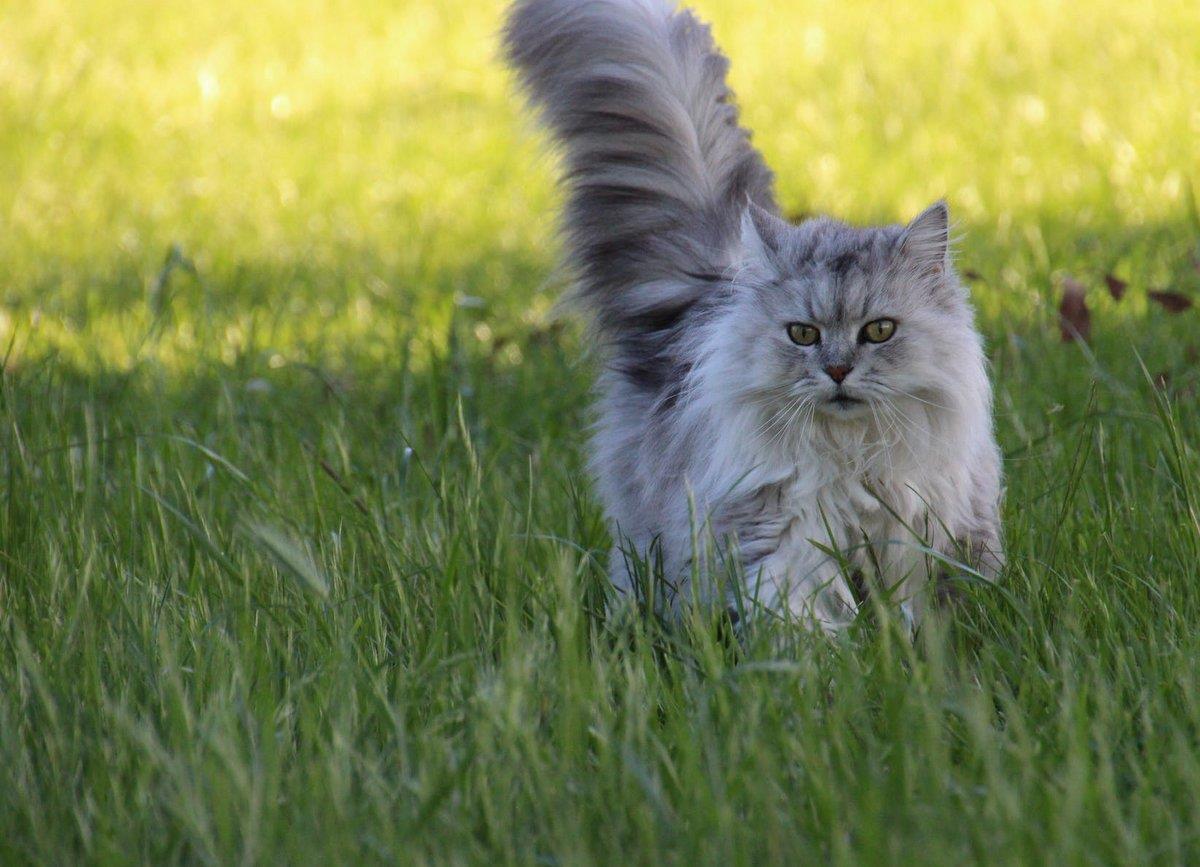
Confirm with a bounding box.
[899,200,951,277]
[738,200,787,264]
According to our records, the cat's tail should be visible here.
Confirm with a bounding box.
[504,0,775,383]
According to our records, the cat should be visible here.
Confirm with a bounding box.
[504,0,1003,631]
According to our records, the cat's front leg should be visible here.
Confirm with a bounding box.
[744,541,859,633]
[932,526,1005,607]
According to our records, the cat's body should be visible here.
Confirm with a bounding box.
[505,0,1003,629]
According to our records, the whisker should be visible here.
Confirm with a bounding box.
[871,382,954,412]
[882,398,956,450]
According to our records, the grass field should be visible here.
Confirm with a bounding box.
[2,0,1200,862]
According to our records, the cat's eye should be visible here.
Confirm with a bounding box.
[786,323,820,346]
[861,318,897,343]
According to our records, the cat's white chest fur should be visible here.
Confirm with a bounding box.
[744,460,927,630]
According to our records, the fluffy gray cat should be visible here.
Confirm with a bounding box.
[504,0,1003,630]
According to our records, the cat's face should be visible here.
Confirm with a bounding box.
[719,202,981,431]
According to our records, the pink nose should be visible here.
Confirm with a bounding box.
[825,364,852,384]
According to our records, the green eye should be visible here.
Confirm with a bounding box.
[861,318,897,343]
[786,323,820,346]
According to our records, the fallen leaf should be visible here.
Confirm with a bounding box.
[1058,277,1090,342]
[1152,370,1171,390]
[1186,346,1199,364]
[1104,274,1127,301]
[1148,290,1193,313]
[962,269,983,281]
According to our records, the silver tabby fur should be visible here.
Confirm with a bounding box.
[504,0,1003,630]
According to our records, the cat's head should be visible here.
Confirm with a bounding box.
[711,201,985,433]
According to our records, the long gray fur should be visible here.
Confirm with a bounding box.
[505,0,1003,629]
[504,0,775,390]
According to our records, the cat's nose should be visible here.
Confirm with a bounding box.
[824,364,852,384]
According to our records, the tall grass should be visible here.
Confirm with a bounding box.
[1,0,1198,861]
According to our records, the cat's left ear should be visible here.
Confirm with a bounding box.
[899,200,951,278]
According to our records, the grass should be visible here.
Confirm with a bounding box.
[2,0,1199,862]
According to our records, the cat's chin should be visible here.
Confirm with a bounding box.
[819,395,872,421]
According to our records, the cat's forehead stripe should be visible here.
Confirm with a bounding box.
[800,261,876,325]
[779,225,900,324]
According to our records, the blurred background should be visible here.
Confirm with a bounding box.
[3,0,1197,377]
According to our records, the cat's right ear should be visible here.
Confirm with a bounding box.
[738,200,787,265]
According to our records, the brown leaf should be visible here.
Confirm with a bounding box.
[1104,273,1127,301]
[1148,290,1193,314]
[1058,277,1091,342]
[1186,345,1200,365]
[962,269,983,281]
[1152,370,1171,390]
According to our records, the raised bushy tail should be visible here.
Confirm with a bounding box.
[504,0,775,389]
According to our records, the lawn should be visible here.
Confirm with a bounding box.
[2,0,1200,862]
